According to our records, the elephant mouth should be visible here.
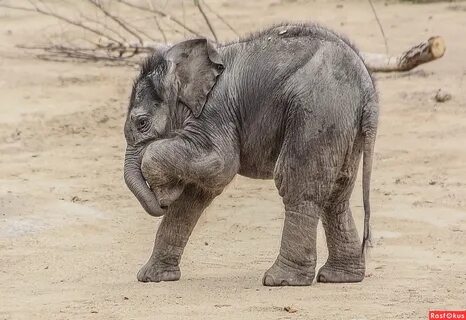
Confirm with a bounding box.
[143,178,169,210]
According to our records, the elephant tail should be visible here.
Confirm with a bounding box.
[361,96,378,254]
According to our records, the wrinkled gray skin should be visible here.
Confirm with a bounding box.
[123,23,378,286]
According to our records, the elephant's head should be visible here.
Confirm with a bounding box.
[123,39,224,217]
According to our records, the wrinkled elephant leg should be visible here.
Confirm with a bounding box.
[317,202,365,283]
[263,201,321,286]
[137,184,215,282]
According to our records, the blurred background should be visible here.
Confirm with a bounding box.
[0,1,465,319]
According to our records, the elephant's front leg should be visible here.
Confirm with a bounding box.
[137,184,215,282]
[142,137,232,208]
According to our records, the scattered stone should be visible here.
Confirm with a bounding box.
[284,306,297,313]
[434,89,452,103]
[98,115,109,124]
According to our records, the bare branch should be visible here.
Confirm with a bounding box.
[0,3,37,13]
[201,0,238,37]
[146,0,167,43]
[116,0,203,37]
[193,0,218,42]
[181,0,186,37]
[0,1,123,45]
[123,18,158,42]
[86,0,144,45]
[80,13,128,43]
[367,0,389,54]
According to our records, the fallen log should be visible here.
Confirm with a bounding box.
[361,36,446,72]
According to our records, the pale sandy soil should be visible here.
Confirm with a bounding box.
[0,1,465,319]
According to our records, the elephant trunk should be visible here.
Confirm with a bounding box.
[124,146,166,217]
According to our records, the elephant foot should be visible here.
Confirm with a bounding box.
[262,257,314,286]
[317,264,364,283]
[137,261,181,283]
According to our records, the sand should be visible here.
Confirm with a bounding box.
[0,0,465,319]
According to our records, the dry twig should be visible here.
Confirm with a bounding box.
[193,0,218,42]
[86,0,144,45]
[201,0,238,37]
[116,0,203,37]
[367,0,389,53]
[0,2,123,45]
[146,0,168,43]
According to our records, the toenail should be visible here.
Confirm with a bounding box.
[263,275,274,286]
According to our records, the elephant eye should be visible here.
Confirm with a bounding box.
[135,117,150,132]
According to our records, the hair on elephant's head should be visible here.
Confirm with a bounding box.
[123,39,224,217]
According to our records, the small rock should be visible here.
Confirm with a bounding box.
[98,115,109,124]
[284,306,297,313]
[123,296,129,300]
[278,29,287,35]
[434,89,452,103]
[204,241,209,246]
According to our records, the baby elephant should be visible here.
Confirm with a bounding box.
[123,23,378,286]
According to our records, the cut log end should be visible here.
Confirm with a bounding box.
[361,36,446,73]
[428,36,446,59]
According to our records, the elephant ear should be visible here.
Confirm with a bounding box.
[166,38,224,117]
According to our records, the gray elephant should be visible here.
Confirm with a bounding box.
[123,22,379,286]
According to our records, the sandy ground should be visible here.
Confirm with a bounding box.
[1,0,465,319]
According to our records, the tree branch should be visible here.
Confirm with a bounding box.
[86,0,144,45]
[201,0,238,37]
[146,0,168,43]
[193,0,218,42]
[0,2,123,45]
[116,0,203,38]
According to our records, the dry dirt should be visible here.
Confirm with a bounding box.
[1,1,465,319]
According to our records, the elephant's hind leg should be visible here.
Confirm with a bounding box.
[262,201,321,286]
[317,202,365,283]
[317,142,366,283]
[263,112,343,286]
